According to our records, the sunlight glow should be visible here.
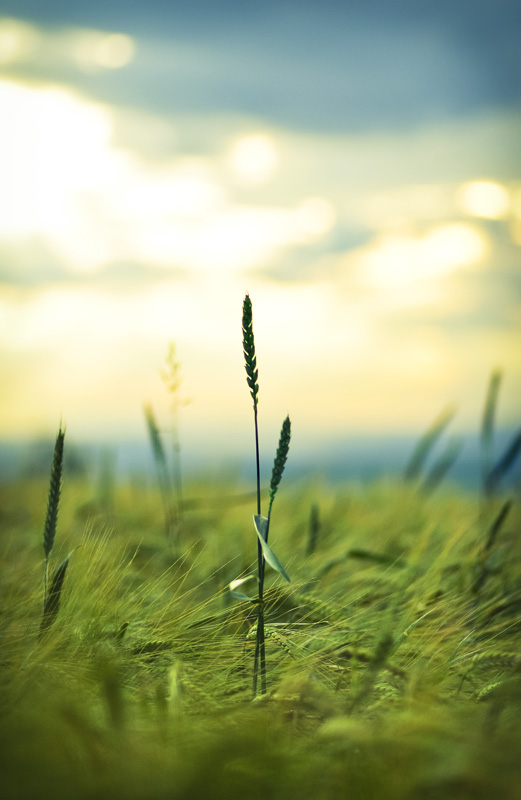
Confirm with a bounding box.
[1,81,334,275]
[0,80,116,254]
[229,134,277,184]
[355,223,488,291]
[457,180,510,220]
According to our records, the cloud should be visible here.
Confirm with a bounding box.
[2,2,521,135]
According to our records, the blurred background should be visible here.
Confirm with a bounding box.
[0,0,520,484]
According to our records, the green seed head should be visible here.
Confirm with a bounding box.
[269,415,291,505]
[43,424,65,560]
[242,293,259,411]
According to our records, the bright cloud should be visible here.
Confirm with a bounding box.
[347,222,489,305]
[0,78,340,278]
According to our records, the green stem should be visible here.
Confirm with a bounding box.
[44,557,49,610]
[253,407,265,695]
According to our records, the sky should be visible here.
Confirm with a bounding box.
[0,1,520,465]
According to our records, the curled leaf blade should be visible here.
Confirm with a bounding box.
[253,515,290,583]
[229,574,257,602]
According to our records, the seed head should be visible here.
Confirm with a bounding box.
[242,293,259,411]
[269,415,291,504]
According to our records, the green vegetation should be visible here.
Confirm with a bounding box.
[1,470,520,799]
[0,301,520,798]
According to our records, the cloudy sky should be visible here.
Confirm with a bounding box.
[1,1,520,459]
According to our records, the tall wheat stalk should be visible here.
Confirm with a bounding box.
[39,424,73,638]
[242,294,261,516]
[242,294,291,695]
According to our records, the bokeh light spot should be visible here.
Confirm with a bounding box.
[457,180,510,220]
[94,33,135,69]
[229,134,277,184]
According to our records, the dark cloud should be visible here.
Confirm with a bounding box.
[2,1,520,134]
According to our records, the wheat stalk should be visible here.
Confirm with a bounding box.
[42,425,65,607]
[242,295,292,696]
[242,293,261,516]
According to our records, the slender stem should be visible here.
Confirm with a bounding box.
[44,557,49,610]
[253,407,265,695]
[259,505,273,694]
[242,293,267,696]
[254,409,261,517]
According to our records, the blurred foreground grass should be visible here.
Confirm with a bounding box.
[1,475,520,799]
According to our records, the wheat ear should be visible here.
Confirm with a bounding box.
[43,425,65,607]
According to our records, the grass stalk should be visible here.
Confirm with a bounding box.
[404,405,454,483]
[481,369,502,498]
[242,294,264,693]
[243,295,291,695]
[258,415,291,693]
[160,342,189,517]
[42,424,65,608]
[144,403,178,543]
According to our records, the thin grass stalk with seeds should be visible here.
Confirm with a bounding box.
[242,295,292,695]
[42,425,65,608]
[242,294,264,692]
[473,499,512,594]
[160,341,190,518]
[242,294,261,516]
